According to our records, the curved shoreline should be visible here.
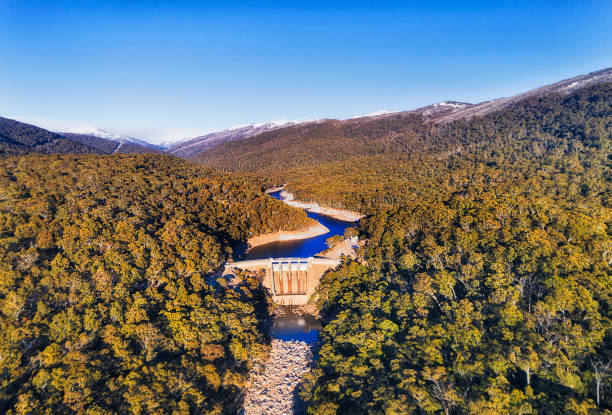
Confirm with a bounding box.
[247,221,330,248]
[278,190,364,222]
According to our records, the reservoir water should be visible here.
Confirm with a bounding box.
[248,191,357,343]
[245,191,355,260]
[272,309,323,343]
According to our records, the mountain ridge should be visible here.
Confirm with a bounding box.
[3,67,610,159]
[0,116,164,156]
[433,67,612,123]
[65,127,164,150]
[166,120,322,158]
[177,67,611,158]
[61,132,165,154]
[0,116,103,156]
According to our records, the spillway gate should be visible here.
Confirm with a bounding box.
[225,257,341,305]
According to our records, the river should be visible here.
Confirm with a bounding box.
[245,191,355,260]
[243,191,355,414]
[247,190,356,343]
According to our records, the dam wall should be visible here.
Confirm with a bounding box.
[225,257,341,305]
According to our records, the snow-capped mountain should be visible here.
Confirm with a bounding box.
[414,101,473,120]
[168,105,474,158]
[345,102,473,123]
[93,67,612,160]
[350,110,401,119]
[167,120,318,158]
[66,127,162,150]
[434,67,612,124]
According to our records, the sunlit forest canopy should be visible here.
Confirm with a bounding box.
[302,192,611,413]
[0,81,609,414]
[0,154,312,413]
[199,82,612,413]
[198,83,611,214]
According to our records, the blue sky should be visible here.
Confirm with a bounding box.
[1,0,610,143]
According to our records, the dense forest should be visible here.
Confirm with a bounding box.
[0,154,313,413]
[303,194,610,414]
[0,79,609,414]
[296,85,612,413]
[198,83,611,214]
[200,83,612,413]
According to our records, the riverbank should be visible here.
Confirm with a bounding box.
[247,221,330,249]
[316,237,357,259]
[264,186,285,194]
[243,339,312,415]
[277,189,364,222]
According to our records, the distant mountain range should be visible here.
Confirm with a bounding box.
[1,67,610,158]
[0,117,163,156]
[165,67,612,158]
[64,127,164,151]
[194,67,612,175]
[60,131,164,155]
[0,117,103,156]
[165,120,320,158]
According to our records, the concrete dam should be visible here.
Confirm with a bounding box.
[225,257,341,305]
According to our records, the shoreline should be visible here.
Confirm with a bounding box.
[278,189,364,222]
[264,186,285,194]
[316,237,357,259]
[247,221,330,248]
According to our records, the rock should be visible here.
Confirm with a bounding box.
[242,339,313,415]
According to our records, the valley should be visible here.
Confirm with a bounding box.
[0,69,610,414]
[229,191,357,415]
[2,0,610,413]
[245,190,358,260]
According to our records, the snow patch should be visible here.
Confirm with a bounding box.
[433,101,468,108]
[67,127,123,140]
[67,127,158,148]
[350,110,400,119]
[564,81,580,90]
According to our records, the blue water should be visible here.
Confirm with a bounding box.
[245,191,355,260]
[251,190,356,343]
[272,308,322,343]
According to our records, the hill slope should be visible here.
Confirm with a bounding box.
[196,71,612,213]
[65,127,164,151]
[435,67,612,123]
[61,132,164,154]
[167,120,317,158]
[0,117,166,156]
[0,117,102,156]
[0,154,312,413]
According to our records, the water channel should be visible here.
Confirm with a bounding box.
[249,191,356,343]
[245,191,355,260]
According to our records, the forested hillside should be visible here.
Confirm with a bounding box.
[0,117,166,157]
[61,133,164,155]
[296,84,612,413]
[0,154,313,413]
[198,82,612,413]
[303,194,611,413]
[0,117,102,156]
[197,83,611,214]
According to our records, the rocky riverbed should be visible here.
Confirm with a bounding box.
[243,339,313,415]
